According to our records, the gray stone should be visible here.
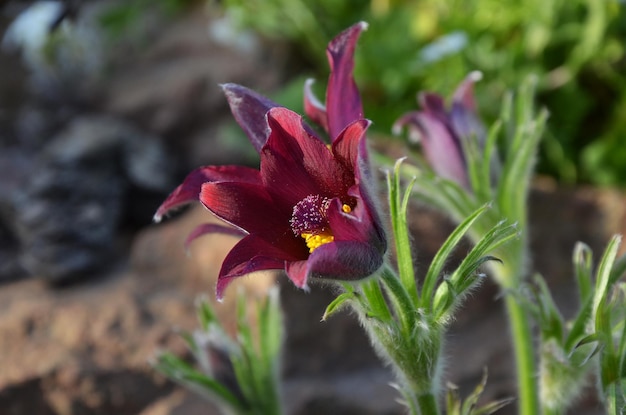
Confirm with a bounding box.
[11,115,174,283]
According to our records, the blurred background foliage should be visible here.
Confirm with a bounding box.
[220,0,626,187]
[14,0,625,186]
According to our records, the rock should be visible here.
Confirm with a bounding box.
[10,115,174,283]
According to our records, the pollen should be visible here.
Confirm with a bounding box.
[301,232,334,253]
[291,194,352,253]
[290,195,330,235]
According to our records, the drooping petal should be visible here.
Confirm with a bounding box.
[286,240,383,286]
[200,180,291,236]
[217,235,304,299]
[221,83,281,152]
[262,107,353,202]
[325,21,367,140]
[283,260,310,289]
[185,223,246,251]
[154,165,261,221]
[303,78,328,132]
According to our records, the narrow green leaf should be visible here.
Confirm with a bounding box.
[380,266,416,336]
[496,108,547,227]
[449,221,518,292]
[421,203,491,308]
[573,242,594,304]
[463,132,483,198]
[564,296,594,353]
[454,255,502,295]
[235,289,254,352]
[153,352,245,410]
[499,91,514,153]
[570,338,601,368]
[472,398,516,415]
[593,235,622,321]
[533,274,564,342]
[460,368,487,414]
[446,383,461,415]
[433,278,457,323]
[478,119,502,200]
[387,158,419,305]
[322,292,354,321]
[258,287,282,368]
[360,278,393,322]
[608,249,626,288]
[196,296,217,331]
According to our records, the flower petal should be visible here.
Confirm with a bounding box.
[286,240,383,285]
[452,71,482,112]
[200,180,290,236]
[221,83,281,152]
[410,112,469,187]
[331,118,371,171]
[418,92,448,121]
[325,21,367,140]
[262,107,353,202]
[450,72,486,144]
[303,78,328,133]
[154,165,261,221]
[327,192,385,253]
[283,260,309,289]
[335,129,387,249]
[217,235,301,299]
[185,223,246,251]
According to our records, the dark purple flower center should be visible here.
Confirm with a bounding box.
[290,195,331,235]
[290,194,354,253]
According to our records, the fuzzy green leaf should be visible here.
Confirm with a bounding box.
[533,274,564,342]
[564,295,594,353]
[573,242,594,304]
[593,235,622,321]
[360,278,393,322]
[387,158,419,305]
[154,352,245,411]
[322,292,354,321]
[421,203,491,308]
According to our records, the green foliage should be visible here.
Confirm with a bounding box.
[153,289,284,415]
[324,159,517,414]
[221,0,626,186]
[446,369,514,415]
[528,236,626,415]
[98,0,197,38]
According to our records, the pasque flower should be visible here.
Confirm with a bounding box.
[393,71,488,188]
[154,22,386,299]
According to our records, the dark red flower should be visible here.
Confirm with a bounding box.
[154,22,386,299]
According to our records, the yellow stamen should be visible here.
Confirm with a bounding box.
[301,232,334,253]
[342,204,352,213]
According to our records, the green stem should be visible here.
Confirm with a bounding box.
[416,393,440,415]
[504,293,538,415]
